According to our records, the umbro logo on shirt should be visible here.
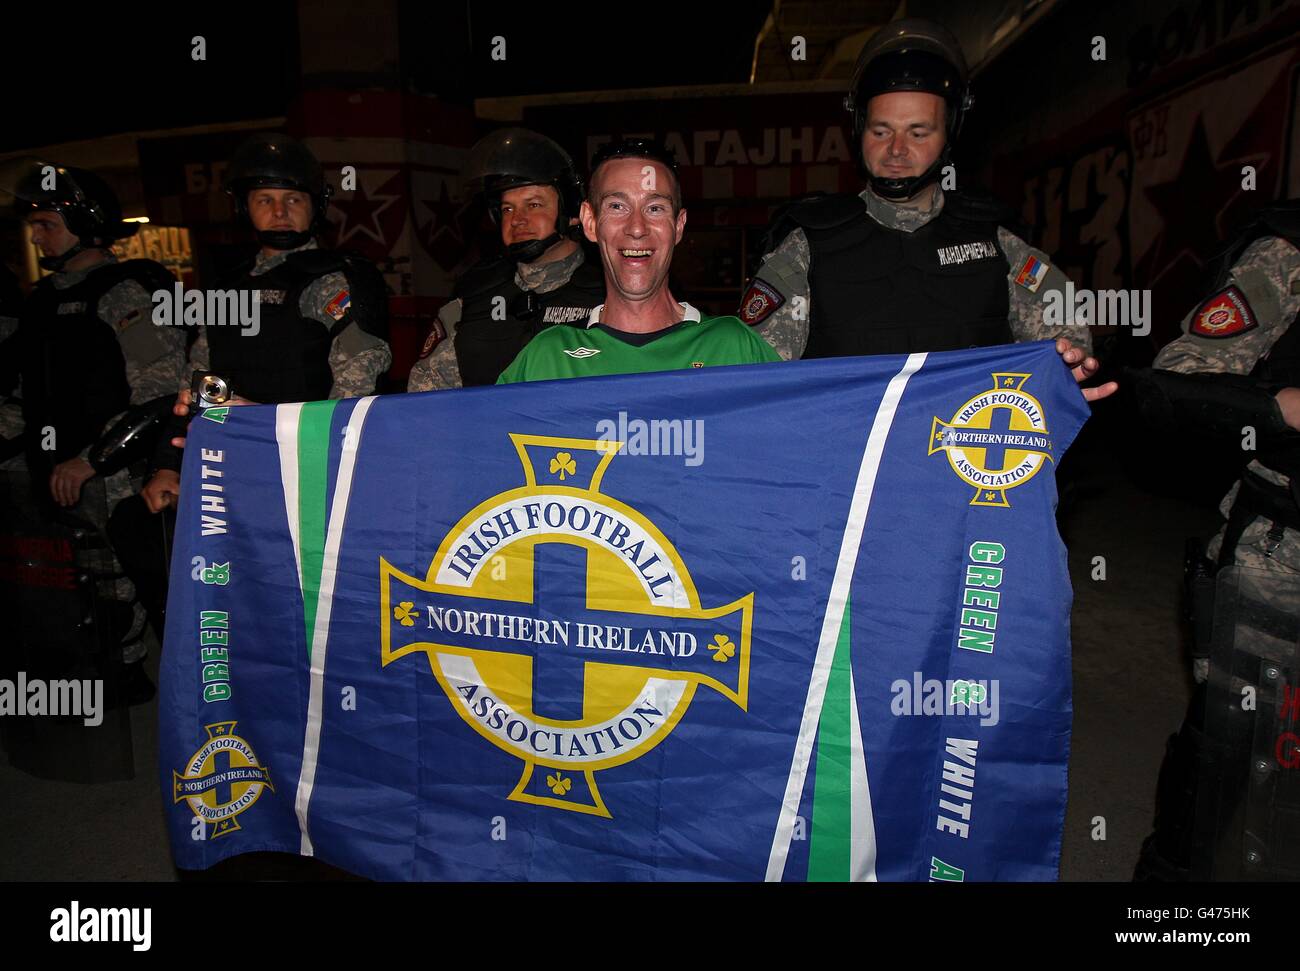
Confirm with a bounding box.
[563,347,602,359]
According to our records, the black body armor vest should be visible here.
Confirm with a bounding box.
[453,256,604,387]
[208,249,384,404]
[19,258,173,470]
[799,191,1013,358]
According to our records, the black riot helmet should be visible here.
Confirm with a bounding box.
[224,133,332,250]
[0,159,138,271]
[462,128,583,264]
[845,19,973,201]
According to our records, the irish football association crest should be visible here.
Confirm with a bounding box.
[381,434,753,817]
[173,721,274,838]
[928,372,1053,507]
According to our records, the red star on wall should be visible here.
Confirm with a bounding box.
[1141,112,1269,284]
[332,173,400,246]
[422,181,465,247]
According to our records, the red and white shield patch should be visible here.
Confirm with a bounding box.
[1190,286,1257,338]
[418,320,446,359]
[739,279,784,326]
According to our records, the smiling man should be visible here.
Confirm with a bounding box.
[497,139,779,383]
[740,19,1114,402]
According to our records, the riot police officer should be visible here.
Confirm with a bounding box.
[407,128,604,391]
[740,19,1111,398]
[3,162,183,501]
[1131,200,1300,878]
[110,133,391,637]
[0,162,185,701]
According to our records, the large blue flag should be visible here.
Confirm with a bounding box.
[160,340,1088,881]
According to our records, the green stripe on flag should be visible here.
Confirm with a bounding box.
[808,597,853,881]
[297,400,338,661]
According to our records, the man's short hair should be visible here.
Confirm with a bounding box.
[587,138,683,215]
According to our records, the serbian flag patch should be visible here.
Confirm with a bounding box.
[1014,256,1050,293]
[739,279,784,326]
[324,289,352,321]
[1190,286,1257,339]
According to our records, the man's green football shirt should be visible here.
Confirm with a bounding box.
[496,303,781,383]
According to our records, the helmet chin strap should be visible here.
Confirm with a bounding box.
[867,151,949,203]
[506,231,562,265]
[38,240,88,272]
[255,228,315,250]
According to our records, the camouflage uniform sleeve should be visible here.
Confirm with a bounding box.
[743,228,810,361]
[99,279,188,405]
[439,296,463,341]
[1000,228,1093,354]
[328,340,391,398]
[406,299,463,392]
[1153,237,1300,376]
[299,270,393,399]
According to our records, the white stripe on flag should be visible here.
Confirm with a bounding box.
[849,666,877,881]
[275,403,306,597]
[294,396,377,856]
[765,353,926,881]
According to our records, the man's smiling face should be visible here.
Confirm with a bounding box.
[580,157,685,302]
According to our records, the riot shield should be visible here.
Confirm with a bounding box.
[0,469,134,782]
[1194,564,1300,879]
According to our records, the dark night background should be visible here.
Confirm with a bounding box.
[0,2,773,150]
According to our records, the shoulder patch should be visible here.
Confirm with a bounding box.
[324,289,352,321]
[739,279,784,326]
[1014,255,1050,293]
[1190,286,1258,338]
[419,320,446,359]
